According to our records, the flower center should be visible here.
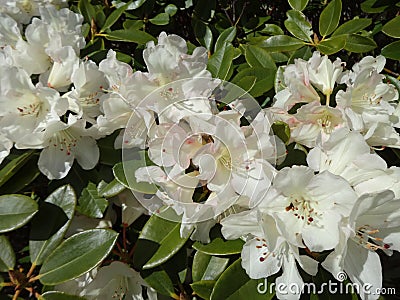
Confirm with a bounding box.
[353,225,392,254]
[218,147,232,170]
[254,237,274,262]
[17,102,41,117]
[285,195,321,226]
[49,130,79,156]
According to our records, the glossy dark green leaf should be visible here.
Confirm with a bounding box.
[78,0,96,24]
[194,19,213,50]
[361,0,390,13]
[207,43,235,80]
[165,4,178,16]
[288,0,309,11]
[38,229,118,285]
[272,121,291,144]
[210,259,274,300]
[0,235,15,271]
[232,67,275,97]
[77,182,108,218]
[316,35,346,55]
[382,16,400,38]
[332,18,372,36]
[274,66,286,93]
[139,214,191,269]
[191,280,216,300]
[40,292,86,300]
[262,24,284,35]
[149,13,170,25]
[100,1,132,32]
[193,237,244,255]
[319,0,342,37]
[344,34,377,53]
[288,46,312,64]
[214,27,237,52]
[113,161,157,194]
[0,194,38,233]
[97,179,125,198]
[192,251,229,281]
[381,40,400,60]
[142,268,177,298]
[284,10,313,42]
[30,185,76,266]
[245,45,277,70]
[260,35,305,52]
[105,29,156,44]
[0,150,35,189]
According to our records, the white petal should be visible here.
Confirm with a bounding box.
[38,146,74,179]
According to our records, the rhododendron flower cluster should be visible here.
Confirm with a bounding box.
[0,3,399,300]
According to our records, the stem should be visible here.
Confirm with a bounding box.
[325,92,331,107]
[26,264,36,278]
[12,290,21,300]
[122,224,128,251]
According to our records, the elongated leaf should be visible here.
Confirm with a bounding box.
[191,280,216,300]
[30,185,76,266]
[193,237,244,255]
[39,229,118,285]
[100,1,132,32]
[381,41,400,60]
[284,10,313,42]
[0,235,15,271]
[316,35,346,55]
[78,0,96,24]
[232,67,275,97]
[0,150,35,189]
[0,194,38,233]
[97,179,125,198]
[361,0,390,13]
[113,161,157,194]
[142,268,177,298]
[207,43,235,80]
[344,34,377,53]
[319,0,342,37]
[288,0,309,11]
[105,29,156,44]
[245,45,277,69]
[138,214,191,269]
[214,27,237,52]
[192,251,229,281]
[149,13,170,25]
[260,35,305,52]
[77,182,108,218]
[382,16,400,38]
[210,259,274,300]
[41,292,86,300]
[332,18,372,36]
[193,19,213,50]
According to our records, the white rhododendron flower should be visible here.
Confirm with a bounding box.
[322,191,400,300]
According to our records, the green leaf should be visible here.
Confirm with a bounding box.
[30,185,77,266]
[382,16,400,38]
[332,18,372,36]
[0,235,15,271]
[274,66,286,93]
[344,34,377,53]
[214,27,237,52]
[142,268,177,298]
[0,150,36,189]
[105,29,156,44]
[262,24,284,35]
[288,0,309,11]
[100,1,132,32]
[210,259,274,300]
[78,0,96,24]
[284,10,313,42]
[193,237,244,255]
[319,0,342,37]
[138,214,191,269]
[165,4,178,16]
[381,40,400,60]
[40,292,86,300]
[232,67,275,97]
[194,19,213,50]
[0,194,38,233]
[361,0,390,13]
[260,35,305,52]
[97,179,125,198]
[207,43,235,80]
[192,251,229,281]
[288,46,312,64]
[77,182,108,218]
[38,229,118,285]
[316,35,346,55]
[191,280,216,300]
[272,121,291,144]
[245,45,277,69]
[113,161,157,194]
[149,12,170,25]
